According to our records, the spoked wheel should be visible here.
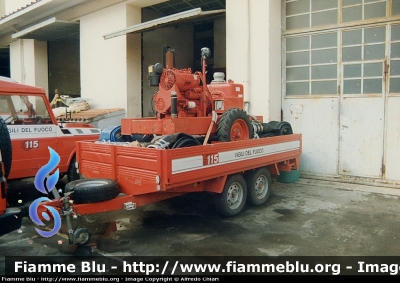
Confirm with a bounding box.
[216,174,247,217]
[217,108,254,142]
[246,167,271,206]
[73,227,92,246]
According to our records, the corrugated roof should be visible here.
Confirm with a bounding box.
[0,0,42,20]
[104,8,225,40]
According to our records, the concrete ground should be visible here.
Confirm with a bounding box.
[1,176,400,274]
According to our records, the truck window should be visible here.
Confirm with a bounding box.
[0,94,52,125]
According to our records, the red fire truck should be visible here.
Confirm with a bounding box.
[0,77,100,183]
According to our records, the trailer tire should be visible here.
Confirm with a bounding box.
[67,156,80,182]
[217,174,247,217]
[217,108,254,141]
[246,167,271,206]
[73,227,91,246]
[0,116,12,178]
[65,178,120,204]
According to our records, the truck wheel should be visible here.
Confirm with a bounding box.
[67,156,80,182]
[0,117,12,178]
[217,108,254,141]
[65,178,120,204]
[246,167,271,206]
[217,174,247,217]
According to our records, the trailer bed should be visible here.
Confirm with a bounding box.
[76,134,302,196]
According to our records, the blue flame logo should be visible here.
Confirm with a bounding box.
[29,197,62,237]
[34,147,60,194]
[29,147,62,238]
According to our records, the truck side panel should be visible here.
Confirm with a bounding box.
[116,146,161,194]
[165,135,301,189]
[77,141,162,195]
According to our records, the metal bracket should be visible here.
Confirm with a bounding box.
[124,202,136,210]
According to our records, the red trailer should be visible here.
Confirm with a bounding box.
[74,133,300,215]
[33,47,302,246]
[33,133,301,246]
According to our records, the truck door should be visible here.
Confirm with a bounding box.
[7,94,57,179]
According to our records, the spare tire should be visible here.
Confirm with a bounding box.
[0,117,12,178]
[65,178,120,204]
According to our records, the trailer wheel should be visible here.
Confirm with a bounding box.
[246,168,271,206]
[65,178,120,204]
[73,227,91,246]
[67,156,80,182]
[217,174,247,217]
[0,116,12,178]
[217,108,254,141]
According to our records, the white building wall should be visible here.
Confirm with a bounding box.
[226,0,250,105]
[385,96,400,181]
[9,39,48,94]
[126,4,142,118]
[34,40,48,95]
[283,98,340,175]
[213,18,226,69]
[226,0,281,122]
[9,40,23,82]
[265,0,282,121]
[80,2,141,116]
[0,1,5,17]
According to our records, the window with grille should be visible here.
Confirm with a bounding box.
[284,0,400,96]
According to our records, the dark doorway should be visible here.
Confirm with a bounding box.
[0,48,10,78]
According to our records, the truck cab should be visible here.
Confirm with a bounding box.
[0,77,100,182]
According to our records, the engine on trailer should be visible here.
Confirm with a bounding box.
[148,46,215,119]
[113,46,294,148]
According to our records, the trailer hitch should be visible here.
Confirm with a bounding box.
[60,191,91,246]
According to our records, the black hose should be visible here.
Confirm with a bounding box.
[171,137,201,148]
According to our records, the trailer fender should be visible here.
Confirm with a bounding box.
[204,176,228,193]
[65,178,120,204]
[267,164,279,175]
